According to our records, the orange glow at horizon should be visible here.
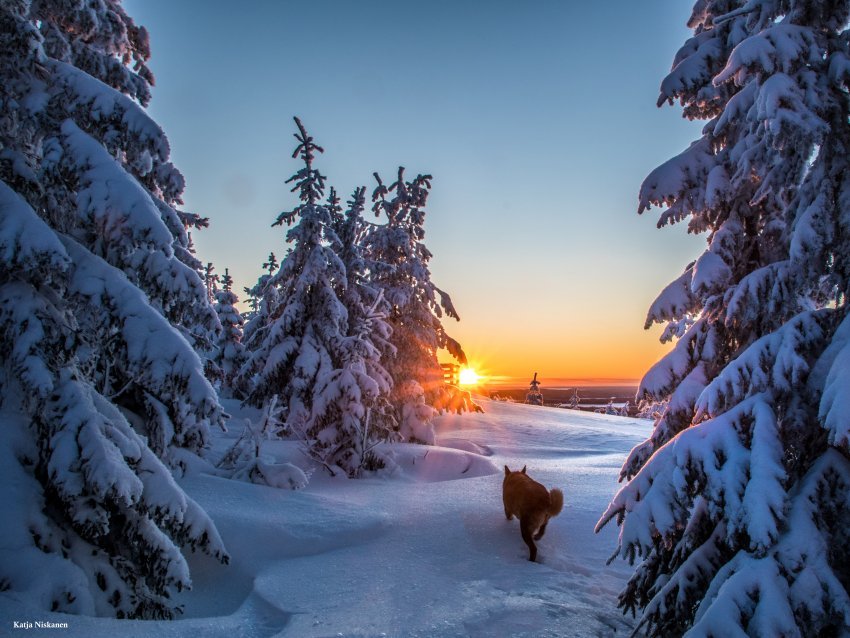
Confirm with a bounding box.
[441,322,674,388]
[428,208,707,387]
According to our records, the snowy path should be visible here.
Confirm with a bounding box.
[1,399,650,637]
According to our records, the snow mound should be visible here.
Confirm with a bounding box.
[437,436,494,456]
[391,442,499,482]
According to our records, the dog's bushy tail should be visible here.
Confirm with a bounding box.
[548,488,564,517]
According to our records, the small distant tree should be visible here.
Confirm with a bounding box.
[200,262,223,386]
[241,252,278,324]
[203,262,219,303]
[214,268,248,397]
[525,372,544,406]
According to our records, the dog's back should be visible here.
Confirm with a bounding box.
[503,465,563,562]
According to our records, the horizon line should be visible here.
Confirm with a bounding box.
[479,376,640,387]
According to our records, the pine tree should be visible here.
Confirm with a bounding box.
[214,268,247,398]
[241,251,278,332]
[568,387,581,410]
[525,372,543,406]
[597,2,850,635]
[315,186,398,475]
[238,118,396,476]
[203,262,219,303]
[237,118,343,418]
[333,188,395,400]
[0,2,228,618]
[364,168,467,444]
[200,261,223,388]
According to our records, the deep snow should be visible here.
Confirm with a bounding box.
[0,398,650,637]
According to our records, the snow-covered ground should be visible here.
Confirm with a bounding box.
[1,398,650,637]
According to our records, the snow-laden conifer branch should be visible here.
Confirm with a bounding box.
[600,1,850,634]
[0,0,228,618]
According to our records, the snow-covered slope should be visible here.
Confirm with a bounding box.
[0,399,650,637]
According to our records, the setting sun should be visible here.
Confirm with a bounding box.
[458,367,480,386]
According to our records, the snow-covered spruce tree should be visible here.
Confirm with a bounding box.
[203,261,219,303]
[213,268,247,398]
[333,187,395,390]
[241,251,278,336]
[0,1,228,619]
[237,118,342,420]
[200,261,223,389]
[597,2,850,635]
[364,168,467,444]
[322,185,398,474]
[238,118,395,476]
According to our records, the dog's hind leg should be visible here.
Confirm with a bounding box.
[534,520,548,540]
[520,518,538,562]
[503,495,513,520]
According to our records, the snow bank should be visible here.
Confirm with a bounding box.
[390,443,499,482]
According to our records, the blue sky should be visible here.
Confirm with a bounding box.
[125,0,706,382]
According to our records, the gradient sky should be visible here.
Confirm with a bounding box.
[124,0,706,385]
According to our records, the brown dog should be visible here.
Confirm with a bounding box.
[503,465,563,562]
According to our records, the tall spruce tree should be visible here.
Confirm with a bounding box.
[238,118,396,476]
[237,118,345,419]
[364,168,467,444]
[333,187,395,396]
[316,186,397,475]
[597,2,850,635]
[0,1,228,619]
